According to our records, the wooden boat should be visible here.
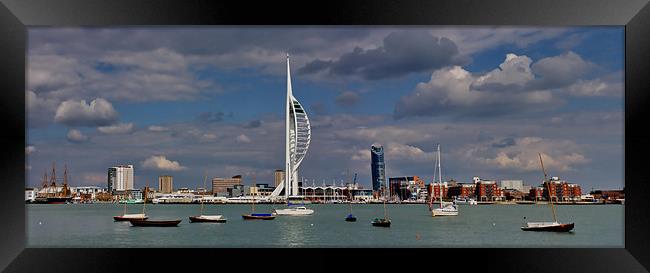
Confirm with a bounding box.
[189,215,227,223]
[521,153,574,233]
[114,214,148,222]
[129,179,182,227]
[190,174,227,223]
[242,213,276,220]
[129,219,181,227]
[242,184,275,220]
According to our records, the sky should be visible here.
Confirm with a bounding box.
[25,27,624,192]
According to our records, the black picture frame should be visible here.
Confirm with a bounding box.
[1,0,648,272]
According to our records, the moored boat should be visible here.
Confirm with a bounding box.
[242,213,276,220]
[345,214,357,222]
[189,174,227,223]
[432,202,459,216]
[521,222,574,232]
[189,215,227,223]
[273,206,314,216]
[522,153,575,233]
[114,213,148,222]
[371,218,391,227]
[429,144,459,217]
[129,219,181,227]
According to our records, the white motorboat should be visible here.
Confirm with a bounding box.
[273,206,314,216]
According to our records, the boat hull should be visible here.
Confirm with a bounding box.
[273,208,314,216]
[345,215,357,222]
[371,219,391,227]
[129,219,181,227]
[114,215,148,221]
[431,209,459,217]
[34,197,73,204]
[242,214,276,220]
[189,216,227,223]
[521,223,574,232]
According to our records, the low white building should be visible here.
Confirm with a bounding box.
[70,186,107,200]
[25,188,37,202]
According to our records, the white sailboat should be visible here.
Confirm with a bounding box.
[430,144,458,217]
[190,173,227,223]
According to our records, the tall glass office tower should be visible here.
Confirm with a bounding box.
[371,145,386,195]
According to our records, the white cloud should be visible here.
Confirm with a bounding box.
[473,54,534,88]
[97,123,134,134]
[26,145,36,155]
[142,155,188,171]
[462,137,589,172]
[395,56,554,118]
[54,98,118,127]
[148,125,170,132]
[236,134,251,143]
[66,129,89,143]
[567,78,622,97]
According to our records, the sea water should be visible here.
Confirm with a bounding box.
[26,203,623,247]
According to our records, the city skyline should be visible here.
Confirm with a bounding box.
[26,27,624,191]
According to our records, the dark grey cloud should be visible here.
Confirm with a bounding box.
[243,120,262,129]
[529,51,593,89]
[335,91,361,107]
[299,31,465,80]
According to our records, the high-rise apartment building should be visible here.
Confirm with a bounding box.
[158,175,173,194]
[371,145,386,195]
[107,165,134,193]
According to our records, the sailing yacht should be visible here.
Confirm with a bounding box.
[190,174,227,223]
[113,196,148,221]
[521,153,574,232]
[430,144,458,217]
[242,184,276,220]
[371,198,391,227]
[129,179,182,227]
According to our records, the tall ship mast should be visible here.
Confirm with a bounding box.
[34,162,73,204]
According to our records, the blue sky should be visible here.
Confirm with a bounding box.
[26,27,624,192]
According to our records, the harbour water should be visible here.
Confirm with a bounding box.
[27,204,623,247]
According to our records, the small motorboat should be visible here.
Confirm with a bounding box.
[242,213,276,220]
[521,222,574,232]
[371,218,391,227]
[113,213,148,222]
[345,214,357,222]
[129,219,181,227]
[189,215,227,223]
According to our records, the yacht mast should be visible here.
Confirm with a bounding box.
[538,153,558,223]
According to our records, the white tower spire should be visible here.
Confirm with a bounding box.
[271,54,311,200]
